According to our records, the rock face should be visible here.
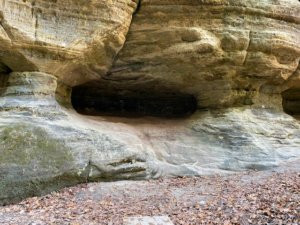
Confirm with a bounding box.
[0,0,300,204]
[110,0,300,109]
[0,0,138,85]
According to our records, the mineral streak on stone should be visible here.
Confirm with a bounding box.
[0,0,299,205]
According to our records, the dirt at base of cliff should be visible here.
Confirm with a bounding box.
[0,160,299,225]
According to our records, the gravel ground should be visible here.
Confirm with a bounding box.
[0,161,299,225]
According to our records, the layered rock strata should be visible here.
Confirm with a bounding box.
[0,0,139,85]
[0,72,153,204]
[0,0,299,205]
[0,72,299,205]
[109,0,300,109]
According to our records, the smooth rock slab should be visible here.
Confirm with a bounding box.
[124,216,174,225]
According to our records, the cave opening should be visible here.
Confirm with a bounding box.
[0,62,12,95]
[71,86,198,118]
[282,88,300,119]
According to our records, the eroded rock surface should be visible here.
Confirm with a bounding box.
[110,0,300,109]
[0,0,138,86]
[0,0,300,205]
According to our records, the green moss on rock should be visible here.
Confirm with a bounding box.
[0,123,73,167]
[0,123,81,205]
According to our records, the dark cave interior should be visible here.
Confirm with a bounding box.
[282,88,300,118]
[72,85,198,118]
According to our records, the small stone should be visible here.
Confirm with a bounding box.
[199,200,206,205]
[123,216,174,225]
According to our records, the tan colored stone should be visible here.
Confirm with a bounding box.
[109,0,300,109]
[0,0,138,86]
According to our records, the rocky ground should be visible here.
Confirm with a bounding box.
[0,160,299,225]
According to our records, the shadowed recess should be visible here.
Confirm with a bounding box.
[0,62,12,74]
[71,86,197,118]
[282,88,300,118]
[0,63,12,95]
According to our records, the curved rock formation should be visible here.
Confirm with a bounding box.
[0,0,300,204]
[110,0,300,109]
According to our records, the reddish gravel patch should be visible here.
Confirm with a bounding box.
[0,164,299,225]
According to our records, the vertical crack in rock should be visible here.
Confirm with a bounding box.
[106,0,142,76]
[133,0,141,15]
[34,10,38,40]
[242,30,252,66]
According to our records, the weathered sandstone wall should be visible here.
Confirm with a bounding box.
[0,0,299,204]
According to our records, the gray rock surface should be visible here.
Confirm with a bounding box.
[0,72,299,205]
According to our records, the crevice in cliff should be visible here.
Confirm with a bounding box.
[242,30,252,66]
[102,0,141,80]
[34,11,38,40]
[86,156,147,182]
[71,85,197,118]
[133,0,142,15]
[282,88,300,119]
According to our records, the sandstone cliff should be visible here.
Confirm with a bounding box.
[0,0,299,204]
